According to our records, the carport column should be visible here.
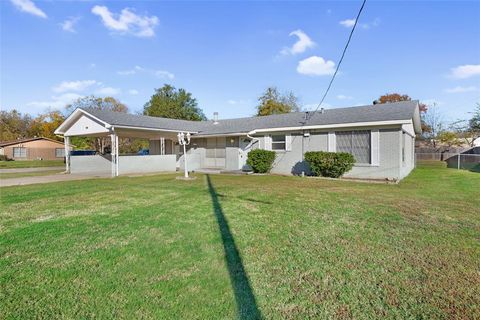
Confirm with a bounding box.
[64,136,70,173]
[115,135,119,176]
[110,133,119,177]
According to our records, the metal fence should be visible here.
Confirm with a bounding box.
[445,154,480,171]
[415,153,480,171]
[415,153,458,161]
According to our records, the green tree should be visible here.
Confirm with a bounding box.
[29,111,65,141]
[0,110,32,141]
[65,96,129,115]
[143,84,206,121]
[256,87,299,116]
[469,103,480,131]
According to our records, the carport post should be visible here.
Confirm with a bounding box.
[110,133,119,177]
[64,136,70,173]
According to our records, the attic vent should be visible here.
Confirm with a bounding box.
[213,112,219,124]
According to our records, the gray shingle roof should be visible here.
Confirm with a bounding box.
[83,100,419,136]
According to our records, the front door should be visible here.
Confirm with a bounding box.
[205,137,226,168]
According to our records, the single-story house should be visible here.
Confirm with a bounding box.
[0,137,68,161]
[54,100,422,180]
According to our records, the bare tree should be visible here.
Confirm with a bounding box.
[421,103,444,149]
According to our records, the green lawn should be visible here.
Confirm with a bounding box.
[0,163,478,319]
[0,159,64,168]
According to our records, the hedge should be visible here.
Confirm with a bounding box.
[304,151,355,178]
[246,149,276,173]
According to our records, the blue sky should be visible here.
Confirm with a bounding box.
[1,1,479,123]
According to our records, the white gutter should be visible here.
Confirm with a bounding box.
[247,120,410,135]
[193,132,247,138]
[113,124,198,134]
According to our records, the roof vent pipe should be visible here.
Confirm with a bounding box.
[213,112,219,124]
[304,111,309,122]
[320,108,325,114]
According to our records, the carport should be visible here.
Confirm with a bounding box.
[54,108,197,177]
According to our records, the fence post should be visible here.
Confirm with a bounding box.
[457,153,460,170]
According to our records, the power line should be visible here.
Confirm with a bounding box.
[305,0,367,122]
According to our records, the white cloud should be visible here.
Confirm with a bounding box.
[297,56,335,76]
[450,64,480,79]
[91,5,159,38]
[280,30,315,55]
[10,0,46,18]
[340,17,380,29]
[154,70,175,79]
[339,19,356,28]
[117,66,174,79]
[445,86,478,93]
[337,94,353,100]
[52,80,97,93]
[60,16,80,33]
[27,93,83,109]
[227,99,249,105]
[96,87,120,96]
[128,89,139,95]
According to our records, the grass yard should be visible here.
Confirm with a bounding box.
[0,163,478,319]
[0,159,64,168]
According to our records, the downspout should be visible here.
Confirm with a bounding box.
[246,130,260,148]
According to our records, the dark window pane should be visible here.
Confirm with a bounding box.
[272,143,286,150]
[272,135,285,142]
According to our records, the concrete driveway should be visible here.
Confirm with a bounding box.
[0,166,65,173]
[0,172,111,187]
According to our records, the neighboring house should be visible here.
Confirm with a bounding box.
[474,137,480,147]
[54,101,422,180]
[0,137,68,161]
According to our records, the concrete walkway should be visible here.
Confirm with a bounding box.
[0,166,65,173]
[0,173,110,187]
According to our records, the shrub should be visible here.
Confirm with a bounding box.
[0,155,10,161]
[247,149,276,173]
[304,151,355,178]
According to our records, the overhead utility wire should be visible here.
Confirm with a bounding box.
[305,0,367,122]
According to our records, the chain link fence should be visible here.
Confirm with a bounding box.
[415,153,480,172]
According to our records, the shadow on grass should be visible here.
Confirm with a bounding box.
[206,175,262,320]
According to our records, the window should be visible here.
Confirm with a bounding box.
[56,148,65,158]
[271,135,286,150]
[13,147,27,158]
[336,130,371,164]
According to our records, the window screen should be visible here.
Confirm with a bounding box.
[56,148,65,158]
[336,131,371,164]
[271,135,286,150]
[13,147,27,158]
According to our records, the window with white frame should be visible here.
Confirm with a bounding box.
[271,135,286,151]
[336,130,371,164]
[55,148,65,158]
[13,147,27,158]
